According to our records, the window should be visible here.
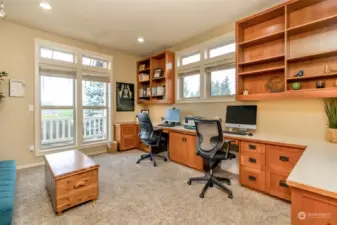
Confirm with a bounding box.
[210,68,236,97]
[36,39,112,153]
[83,56,109,69]
[39,71,76,149]
[182,74,200,98]
[82,80,108,143]
[176,33,236,102]
[40,47,74,63]
[181,53,201,66]
[209,43,236,58]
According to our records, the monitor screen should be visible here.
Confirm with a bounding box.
[166,108,181,123]
[226,105,257,129]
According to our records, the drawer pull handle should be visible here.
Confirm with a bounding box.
[249,144,256,150]
[279,156,289,162]
[74,180,87,189]
[279,180,289,188]
[248,176,256,181]
[248,158,256,163]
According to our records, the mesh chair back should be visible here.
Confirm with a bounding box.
[137,112,154,140]
[195,119,224,159]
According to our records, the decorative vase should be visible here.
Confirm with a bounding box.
[291,82,301,90]
[333,79,337,87]
[328,128,337,143]
[243,89,249,95]
[316,81,325,88]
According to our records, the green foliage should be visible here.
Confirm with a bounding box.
[211,76,231,96]
[324,98,337,129]
[85,81,105,116]
[183,78,199,97]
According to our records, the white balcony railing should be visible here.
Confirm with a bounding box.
[41,116,106,145]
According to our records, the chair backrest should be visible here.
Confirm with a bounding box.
[195,119,224,159]
[137,112,155,141]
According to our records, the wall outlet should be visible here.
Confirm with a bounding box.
[29,145,34,152]
[28,105,34,111]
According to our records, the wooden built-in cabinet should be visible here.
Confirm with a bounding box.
[239,140,305,201]
[137,51,175,105]
[291,187,337,225]
[114,123,139,151]
[169,132,203,171]
[236,0,337,101]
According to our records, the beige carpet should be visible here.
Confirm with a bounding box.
[14,150,290,225]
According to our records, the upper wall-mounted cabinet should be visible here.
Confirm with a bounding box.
[236,0,337,101]
[137,51,175,104]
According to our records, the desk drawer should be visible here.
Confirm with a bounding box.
[268,172,291,201]
[240,141,265,154]
[240,166,265,192]
[266,145,303,173]
[240,150,265,170]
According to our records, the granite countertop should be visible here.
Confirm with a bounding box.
[158,125,337,198]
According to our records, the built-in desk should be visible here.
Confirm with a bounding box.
[155,125,337,224]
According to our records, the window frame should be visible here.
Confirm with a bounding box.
[179,73,201,100]
[175,31,236,103]
[34,39,113,155]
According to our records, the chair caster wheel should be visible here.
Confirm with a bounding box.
[228,193,233,199]
[209,182,213,188]
[153,163,157,167]
[199,194,204,199]
[187,180,192,185]
[226,180,231,185]
[136,161,140,164]
[164,158,168,162]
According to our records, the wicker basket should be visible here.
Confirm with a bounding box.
[328,128,337,143]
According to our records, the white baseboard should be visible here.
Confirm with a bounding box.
[16,161,45,170]
[16,150,107,170]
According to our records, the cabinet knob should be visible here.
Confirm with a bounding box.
[249,144,256,150]
[279,156,289,162]
[248,158,256,163]
[248,176,256,181]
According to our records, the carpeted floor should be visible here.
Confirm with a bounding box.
[14,150,290,225]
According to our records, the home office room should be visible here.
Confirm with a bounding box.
[0,0,337,224]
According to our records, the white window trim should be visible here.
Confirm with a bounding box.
[34,39,113,155]
[175,31,236,104]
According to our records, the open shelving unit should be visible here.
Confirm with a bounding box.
[236,0,337,100]
[136,51,175,104]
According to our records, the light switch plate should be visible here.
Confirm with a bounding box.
[28,105,34,111]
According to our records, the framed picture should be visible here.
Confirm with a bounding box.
[153,68,162,78]
[139,64,146,71]
[116,82,135,112]
[141,109,149,115]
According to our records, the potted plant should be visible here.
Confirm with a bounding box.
[324,98,337,143]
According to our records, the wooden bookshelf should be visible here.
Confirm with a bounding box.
[236,0,337,100]
[136,51,175,104]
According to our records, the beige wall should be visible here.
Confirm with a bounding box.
[0,21,140,166]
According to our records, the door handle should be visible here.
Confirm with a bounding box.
[279,156,289,162]
[248,158,256,163]
[248,144,256,150]
[248,176,256,181]
[279,180,289,188]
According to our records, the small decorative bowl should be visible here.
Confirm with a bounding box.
[292,82,301,90]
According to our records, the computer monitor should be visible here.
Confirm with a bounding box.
[166,108,181,123]
[225,105,257,130]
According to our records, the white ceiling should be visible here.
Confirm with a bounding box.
[3,0,283,56]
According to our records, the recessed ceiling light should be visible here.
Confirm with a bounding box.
[137,37,144,43]
[40,2,52,10]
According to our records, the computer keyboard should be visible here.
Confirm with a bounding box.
[223,130,247,136]
[157,123,176,127]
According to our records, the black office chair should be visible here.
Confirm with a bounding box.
[187,119,236,199]
[136,112,168,167]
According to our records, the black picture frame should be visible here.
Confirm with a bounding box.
[116,82,135,112]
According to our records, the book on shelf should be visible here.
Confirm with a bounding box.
[139,73,149,82]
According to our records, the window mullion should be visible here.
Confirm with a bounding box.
[77,62,83,147]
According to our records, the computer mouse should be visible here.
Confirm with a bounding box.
[248,133,253,136]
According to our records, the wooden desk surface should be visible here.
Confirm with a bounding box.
[44,150,99,179]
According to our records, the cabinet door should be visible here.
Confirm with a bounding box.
[120,125,137,150]
[185,135,203,171]
[169,133,186,164]
[291,188,337,225]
